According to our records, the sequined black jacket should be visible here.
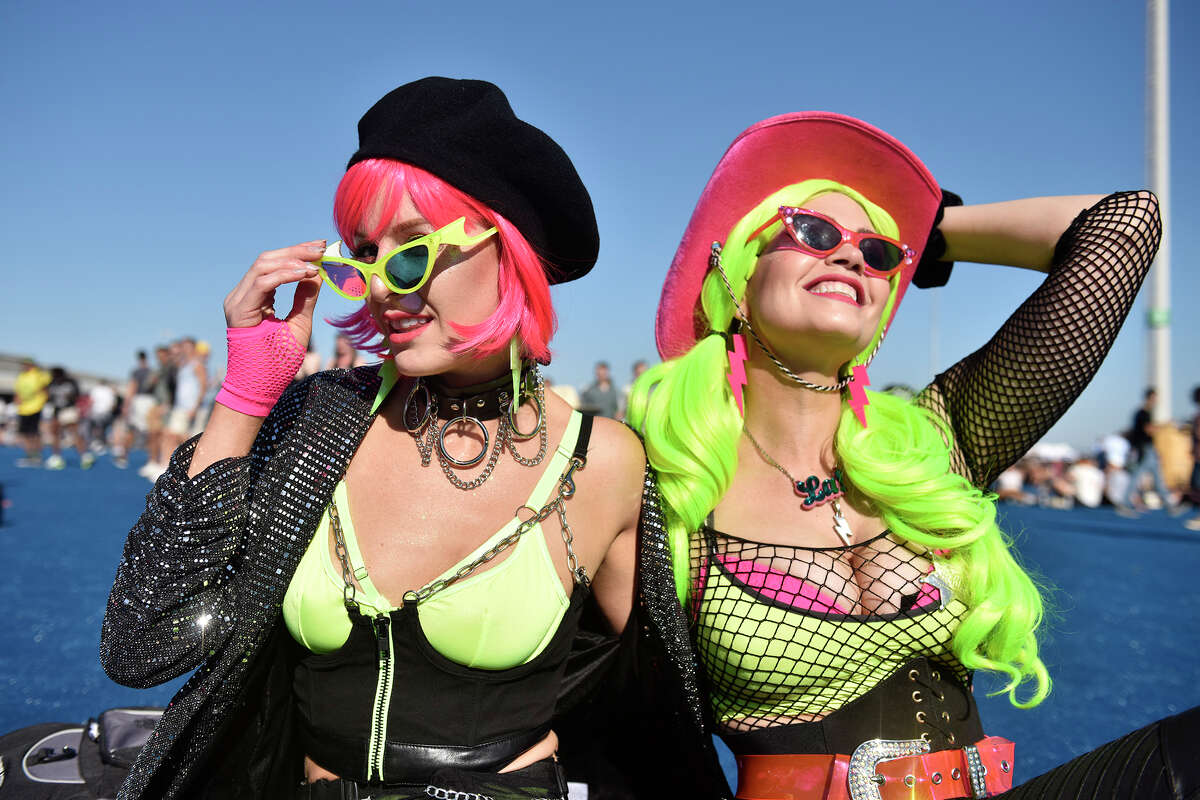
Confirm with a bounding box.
[99,366,623,799]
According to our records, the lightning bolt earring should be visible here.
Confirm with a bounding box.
[847,364,871,428]
[726,325,748,416]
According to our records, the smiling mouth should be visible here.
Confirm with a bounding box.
[806,280,860,305]
[383,315,434,339]
[391,317,431,331]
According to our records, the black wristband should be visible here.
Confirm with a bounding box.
[1051,205,1093,268]
[912,189,963,289]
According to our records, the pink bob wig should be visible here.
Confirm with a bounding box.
[327,158,556,363]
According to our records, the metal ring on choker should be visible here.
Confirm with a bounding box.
[438,416,490,467]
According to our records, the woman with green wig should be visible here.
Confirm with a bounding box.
[623,113,1197,799]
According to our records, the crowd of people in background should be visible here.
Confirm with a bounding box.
[2,333,382,481]
[991,385,1200,531]
[5,346,1200,530]
[8,338,216,478]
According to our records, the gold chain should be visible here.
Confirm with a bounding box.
[741,425,804,486]
[741,425,855,546]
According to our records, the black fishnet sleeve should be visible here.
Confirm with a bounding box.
[916,191,1161,487]
[99,381,308,689]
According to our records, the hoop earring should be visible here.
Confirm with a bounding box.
[403,380,433,432]
[508,376,545,440]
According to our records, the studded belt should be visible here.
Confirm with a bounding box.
[734,735,1015,800]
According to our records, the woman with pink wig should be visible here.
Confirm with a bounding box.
[101,78,643,800]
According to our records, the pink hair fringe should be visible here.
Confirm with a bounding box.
[326,159,556,362]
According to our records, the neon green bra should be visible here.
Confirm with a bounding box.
[282,364,580,670]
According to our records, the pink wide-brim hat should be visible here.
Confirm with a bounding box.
[655,112,942,361]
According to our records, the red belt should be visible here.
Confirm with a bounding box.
[735,736,1015,800]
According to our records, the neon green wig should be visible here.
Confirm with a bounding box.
[628,180,1050,708]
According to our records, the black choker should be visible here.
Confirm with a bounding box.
[426,367,534,421]
[405,364,549,490]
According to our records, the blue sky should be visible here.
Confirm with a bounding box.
[2,0,1196,448]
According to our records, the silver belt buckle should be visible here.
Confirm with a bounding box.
[848,737,931,800]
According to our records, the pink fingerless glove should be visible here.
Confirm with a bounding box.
[215,318,307,417]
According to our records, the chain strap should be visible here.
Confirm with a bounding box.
[424,789,557,800]
[424,787,493,800]
[328,503,357,609]
[410,455,589,602]
[553,458,587,583]
[328,455,590,608]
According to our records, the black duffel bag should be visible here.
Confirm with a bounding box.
[0,707,162,799]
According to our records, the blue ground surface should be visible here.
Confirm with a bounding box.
[1,446,1198,787]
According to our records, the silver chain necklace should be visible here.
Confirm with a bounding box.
[408,370,549,491]
[742,425,854,546]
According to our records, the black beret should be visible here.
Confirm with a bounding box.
[348,77,599,284]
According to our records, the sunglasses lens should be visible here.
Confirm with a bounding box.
[791,215,842,252]
[321,262,368,299]
[859,239,904,273]
[385,245,430,291]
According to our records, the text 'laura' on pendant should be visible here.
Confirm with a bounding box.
[795,468,845,509]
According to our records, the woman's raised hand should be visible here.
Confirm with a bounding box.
[212,241,327,420]
[223,240,326,349]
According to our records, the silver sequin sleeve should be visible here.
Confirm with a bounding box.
[100,438,253,688]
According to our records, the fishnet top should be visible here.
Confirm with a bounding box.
[687,191,1161,734]
[693,527,971,731]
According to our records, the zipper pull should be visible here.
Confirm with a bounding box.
[372,615,391,660]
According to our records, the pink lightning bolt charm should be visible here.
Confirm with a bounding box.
[726,333,748,416]
[848,364,870,428]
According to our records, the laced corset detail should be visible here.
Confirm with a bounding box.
[690,525,970,733]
